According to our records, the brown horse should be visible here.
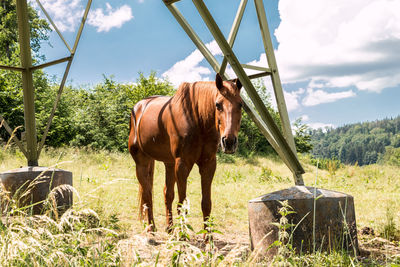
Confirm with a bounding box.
[128,73,242,231]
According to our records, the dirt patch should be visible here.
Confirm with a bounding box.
[359,235,400,263]
[118,230,400,265]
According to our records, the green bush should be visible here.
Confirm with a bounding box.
[69,72,174,151]
[379,146,400,166]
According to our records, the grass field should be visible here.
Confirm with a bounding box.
[1,147,399,265]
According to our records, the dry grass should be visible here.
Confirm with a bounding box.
[1,146,399,265]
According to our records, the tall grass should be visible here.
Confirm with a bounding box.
[1,147,399,265]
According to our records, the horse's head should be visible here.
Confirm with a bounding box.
[215,73,243,154]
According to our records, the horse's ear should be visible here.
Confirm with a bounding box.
[216,73,223,90]
[234,78,242,91]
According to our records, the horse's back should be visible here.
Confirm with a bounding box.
[129,95,174,162]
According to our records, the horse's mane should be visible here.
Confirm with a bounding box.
[171,81,237,128]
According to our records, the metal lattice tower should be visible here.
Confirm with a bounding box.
[0,0,92,166]
[163,0,305,185]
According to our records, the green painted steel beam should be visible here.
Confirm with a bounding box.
[73,0,92,54]
[0,114,28,157]
[37,0,92,157]
[163,0,181,5]
[35,0,72,53]
[191,0,305,180]
[165,1,304,178]
[0,65,24,71]
[37,59,73,157]
[16,0,38,166]
[219,0,248,77]
[30,56,72,71]
[241,64,271,73]
[254,0,303,185]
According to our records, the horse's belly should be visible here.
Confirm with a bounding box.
[140,135,174,163]
[136,99,175,163]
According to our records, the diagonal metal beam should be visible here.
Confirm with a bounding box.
[72,0,92,54]
[37,58,73,157]
[254,0,303,184]
[35,0,72,53]
[37,0,92,157]
[191,0,305,181]
[219,0,248,77]
[165,2,304,178]
[254,0,295,150]
[30,56,72,71]
[0,114,28,157]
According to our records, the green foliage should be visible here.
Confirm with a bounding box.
[0,0,51,142]
[310,156,342,174]
[0,0,51,61]
[311,116,400,166]
[381,202,399,241]
[69,72,174,151]
[238,79,281,156]
[293,118,313,153]
[0,181,121,265]
[379,146,400,166]
[258,166,289,183]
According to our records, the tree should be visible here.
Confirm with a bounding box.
[0,0,51,142]
[70,73,175,151]
[293,118,313,154]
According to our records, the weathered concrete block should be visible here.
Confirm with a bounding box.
[0,167,72,215]
[248,186,358,259]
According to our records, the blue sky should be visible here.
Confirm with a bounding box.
[33,0,400,129]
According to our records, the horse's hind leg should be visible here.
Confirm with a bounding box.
[135,153,156,231]
[164,163,175,232]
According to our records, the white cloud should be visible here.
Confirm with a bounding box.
[302,88,356,107]
[284,88,304,112]
[34,1,133,33]
[275,0,400,93]
[162,41,222,87]
[298,115,309,122]
[35,0,83,32]
[88,3,133,32]
[308,122,335,131]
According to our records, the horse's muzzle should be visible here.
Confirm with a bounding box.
[221,136,238,154]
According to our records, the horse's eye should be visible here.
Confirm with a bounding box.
[216,102,223,111]
[239,102,243,108]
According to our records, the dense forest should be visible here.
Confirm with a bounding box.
[310,117,400,166]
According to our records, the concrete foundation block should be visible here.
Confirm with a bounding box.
[0,167,72,215]
[248,186,358,259]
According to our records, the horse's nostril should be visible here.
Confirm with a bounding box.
[222,136,227,147]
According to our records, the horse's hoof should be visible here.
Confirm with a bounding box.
[166,226,173,234]
[145,224,156,233]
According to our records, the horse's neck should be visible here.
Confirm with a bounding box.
[173,82,217,132]
[196,87,217,130]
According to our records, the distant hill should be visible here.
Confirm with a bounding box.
[310,116,400,165]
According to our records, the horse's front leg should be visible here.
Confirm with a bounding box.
[164,163,175,232]
[198,156,217,225]
[175,157,193,214]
